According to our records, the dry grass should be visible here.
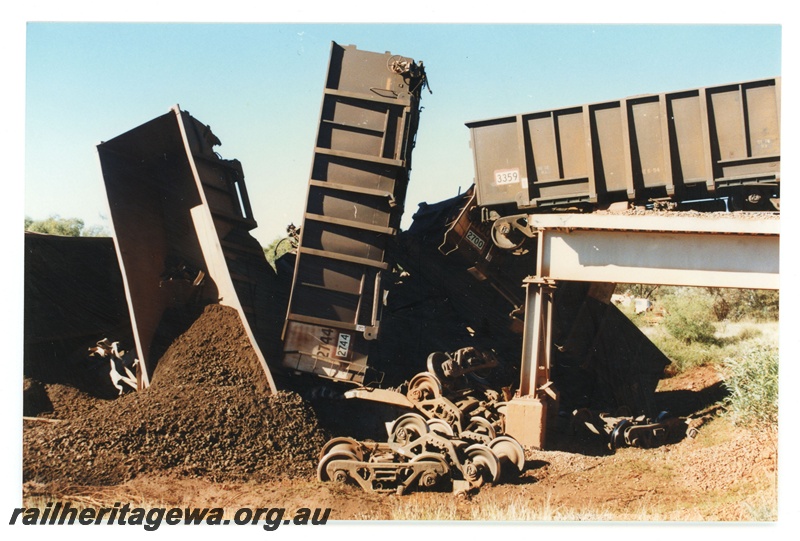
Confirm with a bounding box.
[467,493,617,521]
[356,492,620,521]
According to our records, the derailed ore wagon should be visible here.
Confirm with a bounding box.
[96,106,284,391]
[23,232,134,399]
[467,77,780,214]
[40,44,777,497]
[306,76,780,494]
[276,44,525,494]
[459,76,779,454]
[283,45,684,495]
[280,43,428,386]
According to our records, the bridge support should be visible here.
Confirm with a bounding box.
[503,213,780,448]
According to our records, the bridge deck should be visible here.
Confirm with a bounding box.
[528,212,779,290]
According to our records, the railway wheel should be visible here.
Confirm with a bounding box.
[427,418,454,437]
[410,452,450,490]
[317,450,358,483]
[465,416,497,442]
[388,413,429,445]
[318,436,363,461]
[463,444,501,488]
[489,435,526,475]
[407,372,443,403]
[609,419,632,451]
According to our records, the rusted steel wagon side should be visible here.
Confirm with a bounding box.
[281,42,428,385]
[467,77,780,212]
[98,107,280,390]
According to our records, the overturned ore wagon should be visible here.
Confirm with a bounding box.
[97,107,283,391]
[389,190,671,424]
[467,77,780,213]
[281,42,428,385]
[23,232,134,396]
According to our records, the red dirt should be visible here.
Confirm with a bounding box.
[22,417,777,521]
[22,305,778,521]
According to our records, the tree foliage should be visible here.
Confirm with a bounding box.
[614,283,660,300]
[706,288,779,322]
[618,284,779,323]
[24,215,108,237]
[262,224,300,270]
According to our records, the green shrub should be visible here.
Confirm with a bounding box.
[736,325,762,342]
[720,343,778,426]
[661,290,717,344]
[651,333,718,375]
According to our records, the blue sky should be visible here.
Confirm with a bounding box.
[21,20,783,246]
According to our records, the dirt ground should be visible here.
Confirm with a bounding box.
[23,416,777,523]
[19,388,782,529]
[22,303,781,526]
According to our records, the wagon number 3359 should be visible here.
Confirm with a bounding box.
[494,168,520,186]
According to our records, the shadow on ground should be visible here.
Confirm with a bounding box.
[654,381,729,417]
[540,379,730,456]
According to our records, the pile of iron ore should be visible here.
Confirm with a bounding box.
[23,304,327,485]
